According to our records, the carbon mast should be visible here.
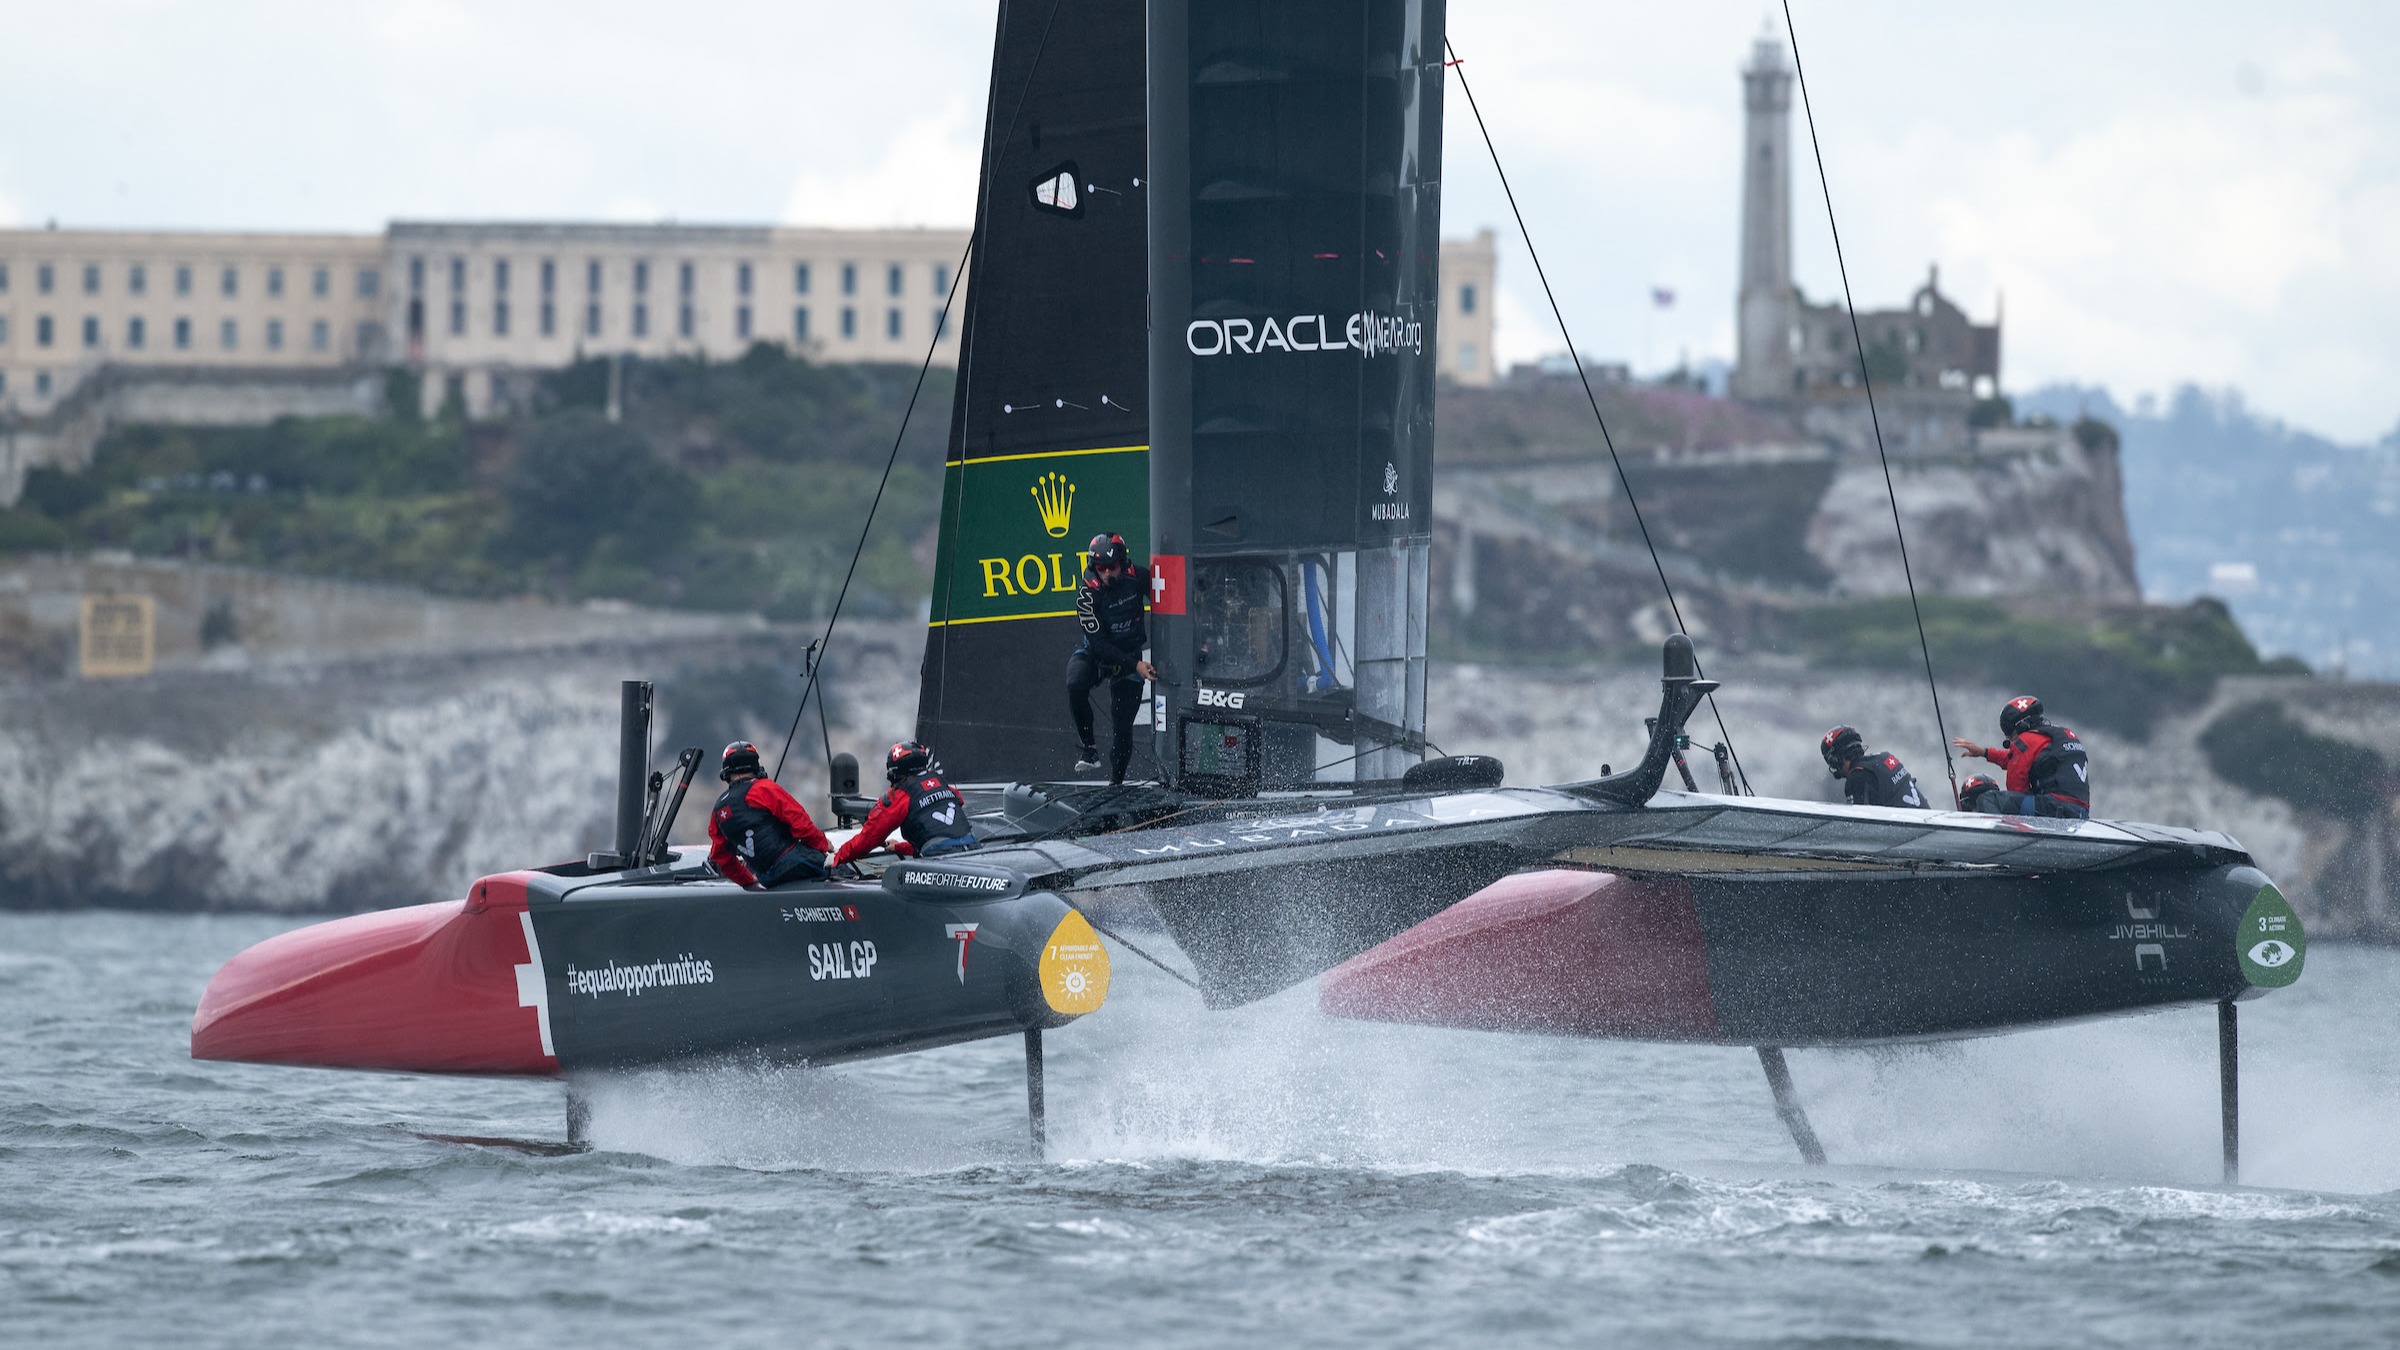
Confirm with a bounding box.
[1145,0,1446,794]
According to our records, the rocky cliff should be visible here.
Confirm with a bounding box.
[1431,380,2141,656]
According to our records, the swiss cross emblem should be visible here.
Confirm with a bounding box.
[1149,555,1187,615]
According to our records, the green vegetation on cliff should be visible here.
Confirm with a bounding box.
[2200,700,2389,820]
[1785,595,2308,738]
[9,346,953,620]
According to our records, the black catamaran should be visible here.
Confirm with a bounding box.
[194,0,2303,1173]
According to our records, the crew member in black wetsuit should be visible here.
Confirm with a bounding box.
[1819,725,1929,809]
[1953,695,2092,819]
[830,740,979,866]
[707,740,834,888]
[1066,532,1155,785]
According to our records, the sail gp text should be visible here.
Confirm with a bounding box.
[1185,310,1423,359]
[809,940,879,981]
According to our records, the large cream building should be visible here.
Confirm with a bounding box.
[0,220,1499,421]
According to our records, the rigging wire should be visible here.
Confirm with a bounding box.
[770,240,972,781]
[1445,39,1753,795]
[931,0,1072,754]
[1779,1,1962,807]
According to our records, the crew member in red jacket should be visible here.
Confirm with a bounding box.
[1951,695,2091,819]
[707,740,834,888]
[830,740,979,867]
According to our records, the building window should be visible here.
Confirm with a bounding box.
[409,257,426,294]
[83,316,101,348]
[493,302,510,336]
[129,264,146,295]
[175,317,192,349]
[677,304,693,338]
[449,301,465,335]
[933,306,949,339]
[221,266,238,297]
[632,303,648,337]
[266,318,284,350]
[678,261,694,296]
[36,315,53,347]
[540,301,556,337]
[0,262,9,292]
[267,266,284,298]
[1460,284,1477,315]
[841,263,857,296]
[176,265,193,296]
[840,306,855,339]
[35,372,50,397]
[932,263,950,295]
[794,263,811,294]
[887,264,904,297]
[886,307,902,340]
[449,257,465,292]
[585,302,602,336]
[0,373,6,395]
[541,259,556,295]
[37,263,54,294]
[794,307,810,341]
[737,262,753,295]
[220,318,238,350]
[83,264,101,295]
[735,305,752,339]
[587,259,603,293]
[0,315,9,343]
[357,268,380,299]
[633,260,649,294]
[1459,341,1477,370]
[312,267,329,298]
[310,319,329,351]
[495,259,511,294]
[128,316,144,349]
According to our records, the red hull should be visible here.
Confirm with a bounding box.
[1318,870,1723,1041]
[191,872,556,1075]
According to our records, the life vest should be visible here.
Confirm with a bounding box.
[713,780,821,873]
[1847,752,1928,809]
[2029,725,2090,806]
[1076,566,1149,665]
[1998,726,2089,806]
[893,774,975,852]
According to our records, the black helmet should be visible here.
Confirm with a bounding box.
[1961,773,1998,805]
[1087,533,1129,570]
[2000,695,2044,740]
[719,740,763,781]
[1820,725,1864,774]
[885,739,933,783]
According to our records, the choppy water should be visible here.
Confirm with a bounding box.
[6,911,2400,1347]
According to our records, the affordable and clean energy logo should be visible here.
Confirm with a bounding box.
[1185,308,1425,359]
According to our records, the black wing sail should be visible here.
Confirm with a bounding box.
[916,0,1155,783]
[1147,0,1446,792]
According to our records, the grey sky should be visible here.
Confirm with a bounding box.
[3,1,2391,440]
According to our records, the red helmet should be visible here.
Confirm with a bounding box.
[1820,725,1864,774]
[719,740,763,781]
[885,740,932,783]
[2000,695,2044,740]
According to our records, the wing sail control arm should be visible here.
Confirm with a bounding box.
[1578,634,1719,807]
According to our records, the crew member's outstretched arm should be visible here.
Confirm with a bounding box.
[831,790,909,867]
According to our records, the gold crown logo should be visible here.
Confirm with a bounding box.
[1031,472,1075,538]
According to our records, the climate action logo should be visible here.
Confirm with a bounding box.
[2237,884,2306,988]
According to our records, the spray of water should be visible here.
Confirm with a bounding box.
[578,937,2400,1194]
